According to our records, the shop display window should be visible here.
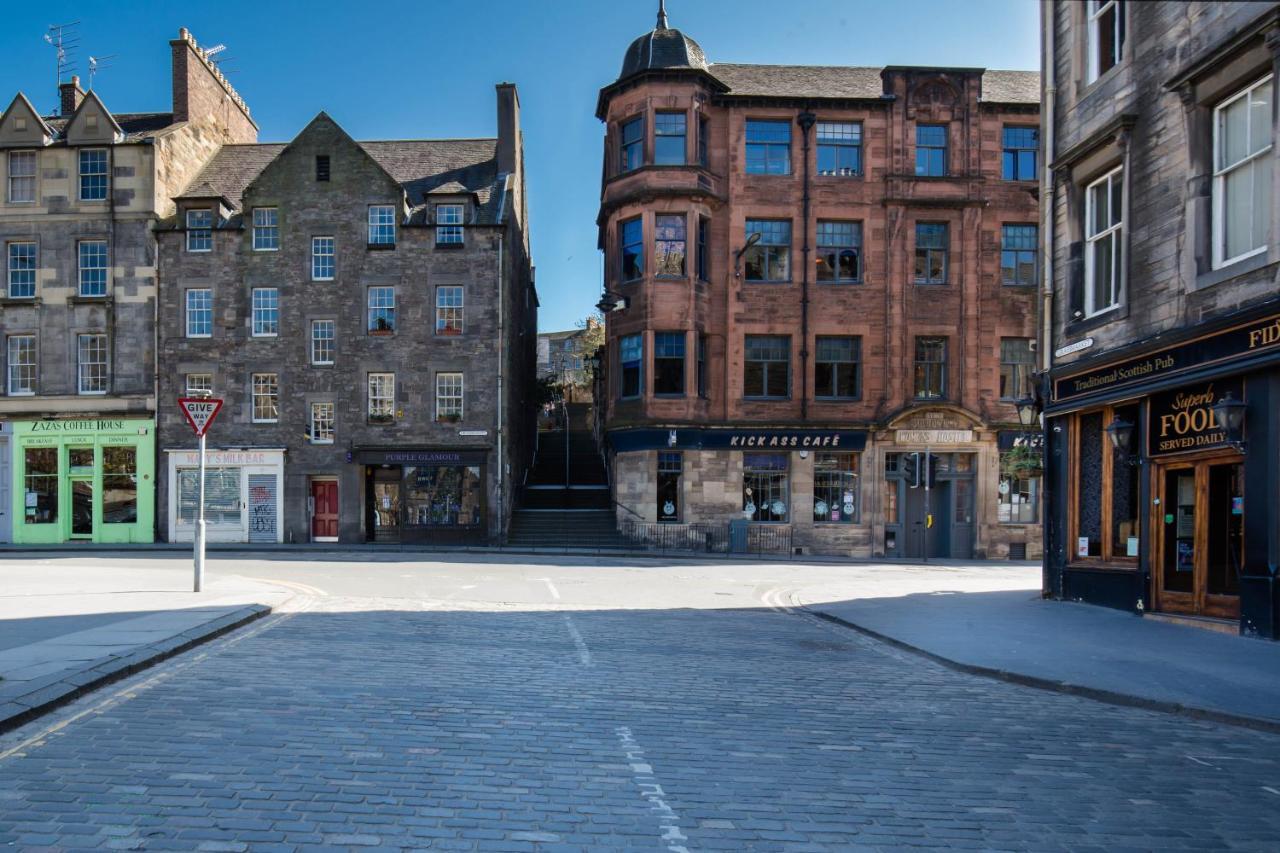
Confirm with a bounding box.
[404,465,483,527]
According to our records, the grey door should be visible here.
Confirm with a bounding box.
[950,478,975,559]
[247,474,278,543]
[904,481,950,559]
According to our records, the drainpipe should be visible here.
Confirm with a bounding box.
[797,110,816,421]
[496,231,506,545]
[1040,0,1056,377]
[106,145,117,401]
[1040,0,1057,596]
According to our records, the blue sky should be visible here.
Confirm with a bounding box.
[0,0,1039,332]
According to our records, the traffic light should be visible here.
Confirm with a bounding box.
[903,453,920,487]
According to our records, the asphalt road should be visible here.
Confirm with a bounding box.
[1,555,1278,851]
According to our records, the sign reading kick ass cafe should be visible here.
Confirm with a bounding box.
[1147,378,1242,457]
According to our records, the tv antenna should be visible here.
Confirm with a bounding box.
[88,54,116,90]
[43,20,81,98]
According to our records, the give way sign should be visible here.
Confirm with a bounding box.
[178,397,224,437]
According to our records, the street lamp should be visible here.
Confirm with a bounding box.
[1014,395,1039,428]
[595,292,629,314]
[733,231,763,279]
[1212,390,1247,450]
[1104,414,1135,457]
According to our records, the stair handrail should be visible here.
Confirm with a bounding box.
[614,499,645,522]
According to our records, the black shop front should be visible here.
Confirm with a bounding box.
[1043,300,1280,638]
[356,448,489,544]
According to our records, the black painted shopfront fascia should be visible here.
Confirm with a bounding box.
[356,447,490,544]
[1044,300,1280,638]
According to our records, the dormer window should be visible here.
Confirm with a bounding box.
[186,210,213,252]
[8,151,35,203]
[436,204,464,245]
[78,149,108,201]
[620,116,645,173]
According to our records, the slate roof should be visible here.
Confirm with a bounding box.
[43,112,179,141]
[707,63,1039,104]
[174,138,505,223]
[620,26,708,80]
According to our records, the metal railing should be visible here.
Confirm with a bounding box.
[619,521,793,556]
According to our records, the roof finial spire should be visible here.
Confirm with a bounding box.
[657,0,669,29]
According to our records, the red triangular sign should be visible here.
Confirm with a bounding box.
[178,397,224,437]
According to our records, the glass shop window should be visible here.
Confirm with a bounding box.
[743,452,789,522]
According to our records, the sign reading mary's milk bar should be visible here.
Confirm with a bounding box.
[1054,311,1280,402]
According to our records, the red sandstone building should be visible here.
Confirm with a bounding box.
[596,7,1042,558]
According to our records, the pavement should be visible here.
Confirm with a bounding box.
[787,562,1280,730]
[0,554,1278,850]
[0,560,291,733]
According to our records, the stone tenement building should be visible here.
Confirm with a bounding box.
[596,7,1040,558]
[0,28,257,546]
[1042,1,1280,639]
[154,86,536,545]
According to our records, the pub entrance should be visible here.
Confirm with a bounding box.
[1154,453,1243,619]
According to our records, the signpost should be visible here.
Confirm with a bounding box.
[178,396,224,592]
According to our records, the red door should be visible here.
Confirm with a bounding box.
[311,480,339,541]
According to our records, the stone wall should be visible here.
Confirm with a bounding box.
[155,114,531,543]
[1050,0,1280,366]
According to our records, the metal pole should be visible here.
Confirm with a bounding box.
[563,398,570,488]
[195,430,206,592]
[923,447,931,564]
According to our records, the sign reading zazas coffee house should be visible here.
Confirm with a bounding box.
[1147,378,1242,456]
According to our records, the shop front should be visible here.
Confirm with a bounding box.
[1045,303,1280,638]
[164,448,284,544]
[9,418,155,545]
[609,427,872,556]
[356,448,489,544]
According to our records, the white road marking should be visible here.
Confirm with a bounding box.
[563,615,592,667]
[1264,787,1280,797]
[615,726,690,853]
[539,577,561,600]
[1185,755,1215,767]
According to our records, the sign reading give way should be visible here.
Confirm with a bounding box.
[178,397,224,437]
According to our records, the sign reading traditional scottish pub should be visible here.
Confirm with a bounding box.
[1054,311,1280,403]
[1147,378,1242,456]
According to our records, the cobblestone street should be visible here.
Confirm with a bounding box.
[2,562,1280,851]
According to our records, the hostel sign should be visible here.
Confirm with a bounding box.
[1147,379,1242,456]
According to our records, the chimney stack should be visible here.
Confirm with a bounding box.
[496,82,521,176]
[59,76,84,117]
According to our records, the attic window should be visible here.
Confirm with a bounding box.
[14,117,26,131]
[86,115,98,130]
[316,155,330,182]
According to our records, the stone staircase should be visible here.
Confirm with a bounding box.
[509,404,625,550]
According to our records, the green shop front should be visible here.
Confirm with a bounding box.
[11,418,155,544]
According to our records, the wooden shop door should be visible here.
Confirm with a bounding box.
[1154,456,1243,619]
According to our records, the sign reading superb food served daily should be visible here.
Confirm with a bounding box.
[1147,378,1242,456]
[1053,311,1280,402]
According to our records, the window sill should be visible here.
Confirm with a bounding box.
[744,172,794,178]
[368,330,396,337]
[186,248,212,254]
[435,242,465,250]
[69,295,111,305]
[1066,304,1126,336]
[814,397,861,403]
[743,396,791,402]
[312,277,335,283]
[366,243,396,251]
[1195,252,1274,292]
[744,280,793,286]
[815,174,864,180]
[0,296,38,306]
[817,280,863,286]
[311,363,334,369]
[653,393,685,399]
[252,247,280,253]
[913,281,949,286]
